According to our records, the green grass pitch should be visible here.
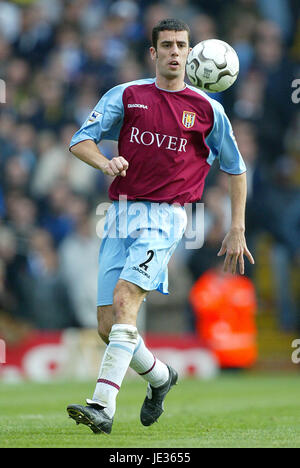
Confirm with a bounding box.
[0,372,299,448]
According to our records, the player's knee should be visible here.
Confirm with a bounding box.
[113,294,134,324]
[113,290,125,312]
[109,323,138,345]
[113,280,145,322]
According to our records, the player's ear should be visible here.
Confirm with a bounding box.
[149,46,157,61]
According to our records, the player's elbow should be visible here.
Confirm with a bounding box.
[68,144,85,167]
[69,140,93,159]
[69,141,84,155]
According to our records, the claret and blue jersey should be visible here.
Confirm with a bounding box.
[70,78,246,205]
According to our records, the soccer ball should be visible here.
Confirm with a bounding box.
[186,39,239,93]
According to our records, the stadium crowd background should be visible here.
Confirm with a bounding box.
[0,0,299,342]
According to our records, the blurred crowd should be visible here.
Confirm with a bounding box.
[0,0,299,333]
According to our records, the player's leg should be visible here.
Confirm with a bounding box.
[94,298,177,426]
[131,333,178,426]
[96,303,170,389]
[87,279,147,419]
[67,280,145,434]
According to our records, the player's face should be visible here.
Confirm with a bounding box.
[150,30,190,83]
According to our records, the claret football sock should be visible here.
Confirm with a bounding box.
[89,324,138,418]
[130,335,169,388]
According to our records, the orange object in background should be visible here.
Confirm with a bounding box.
[189,269,257,368]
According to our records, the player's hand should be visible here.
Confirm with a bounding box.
[217,228,255,275]
[102,156,129,177]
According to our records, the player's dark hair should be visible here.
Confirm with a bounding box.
[152,18,190,50]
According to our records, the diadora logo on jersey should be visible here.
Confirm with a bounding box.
[128,104,148,109]
[182,111,196,129]
[88,110,102,122]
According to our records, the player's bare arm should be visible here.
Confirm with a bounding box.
[70,139,129,177]
[217,172,255,275]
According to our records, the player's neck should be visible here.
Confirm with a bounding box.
[155,76,186,92]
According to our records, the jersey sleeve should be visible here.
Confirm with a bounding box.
[206,100,246,174]
[69,84,125,149]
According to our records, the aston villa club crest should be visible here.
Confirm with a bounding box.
[182,111,196,129]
